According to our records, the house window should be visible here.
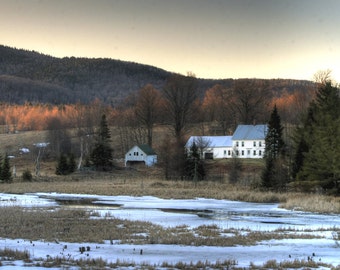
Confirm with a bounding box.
[236,150,239,156]
[224,150,226,155]
[228,150,231,156]
[241,150,244,156]
[236,141,239,147]
[241,141,244,147]
[253,141,256,147]
[259,141,262,147]
[259,150,262,156]
[253,150,256,156]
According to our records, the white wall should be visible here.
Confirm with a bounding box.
[232,140,265,158]
[125,146,157,166]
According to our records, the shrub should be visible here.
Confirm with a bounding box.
[22,169,33,182]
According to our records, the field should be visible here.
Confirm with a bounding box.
[0,130,340,269]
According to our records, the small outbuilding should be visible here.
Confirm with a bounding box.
[125,144,157,167]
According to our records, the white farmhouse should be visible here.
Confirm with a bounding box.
[125,144,157,167]
[185,136,233,159]
[185,124,268,159]
[231,124,267,158]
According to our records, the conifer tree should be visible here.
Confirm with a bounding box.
[264,105,284,160]
[56,153,77,175]
[291,105,316,180]
[294,82,340,194]
[68,153,76,173]
[90,114,113,171]
[1,154,12,183]
[56,154,69,175]
[184,141,205,182]
[0,154,2,180]
[261,105,286,190]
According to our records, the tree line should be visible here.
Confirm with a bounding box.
[261,72,340,195]
[1,71,338,195]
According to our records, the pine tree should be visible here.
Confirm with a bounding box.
[294,82,340,194]
[261,105,286,190]
[264,105,284,160]
[68,153,76,173]
[1,154,12,183]
[90,114,113,171]
[56,154,69,175]
[184,141,205,182]
[0,154,2,181]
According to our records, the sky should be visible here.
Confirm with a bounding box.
[1,0,340,82]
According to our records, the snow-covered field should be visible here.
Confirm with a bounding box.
[0,192,339,269]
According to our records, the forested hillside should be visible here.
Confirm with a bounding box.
[0,45,315,106]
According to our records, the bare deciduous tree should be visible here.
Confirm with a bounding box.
[202,84,235,134]
[313,69,333,85]
[134,84,161,147]
[229,79,272,124]
[163,74,199,142]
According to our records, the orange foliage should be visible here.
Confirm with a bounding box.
[0,102,114,133]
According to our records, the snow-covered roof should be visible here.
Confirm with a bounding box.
[186,136,233,148]
[232,125,267,140]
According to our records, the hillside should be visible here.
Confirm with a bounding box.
[0,45,316,106]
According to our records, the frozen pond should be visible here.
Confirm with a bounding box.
[3,192,339,231]
[0,192,340,269]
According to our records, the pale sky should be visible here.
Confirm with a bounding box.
[1,0,340,81]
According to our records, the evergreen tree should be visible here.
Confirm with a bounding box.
[261,105,286,190]
[264,105,284,159]
[1,154,12,183]
[293,82,340,194]
[90,114,113,171]
[56,154,69,175]
[291,105,316,180]
[68,153,77,173]
[0,154,2,180]
[184,141,205,182]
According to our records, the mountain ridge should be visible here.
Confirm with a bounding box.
[0,45,315,106]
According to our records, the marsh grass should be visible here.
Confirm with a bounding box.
[0,207,328,248]
[2,175,339,213]
[253,258,334,269]
[0,248,30,262]
[280,193,340,213]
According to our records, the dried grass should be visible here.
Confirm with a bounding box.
[1,174,340,214]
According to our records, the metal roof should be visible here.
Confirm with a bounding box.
[138,144,157,155]
[186,136,233,148]
[231,125,267,140]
